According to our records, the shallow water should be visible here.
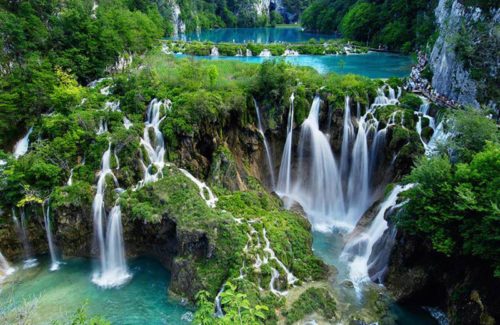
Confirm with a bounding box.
[0,257,190,325]
[177,27,338,43]
[178,52,413,78]
[312,230,438,324]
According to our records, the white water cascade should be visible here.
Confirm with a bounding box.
[253,98,276,189]
[342,184,414,288]
[415,99,437,155]
[340,96,355,177]
[0,252,15,279]
[210,47,220,56]
[179,169,218,208]
[137,99,169,188]
[259,49,272,57]
[214,285,225,317]
[43,201,60,271]
[91,144,130,288]
[12,208,38,268]
[276,93,295,197]
[13,127,33,159]
[345,116,371,224]
[283,96,345,231]
[277,88,403,231]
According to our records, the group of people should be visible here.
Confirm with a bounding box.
[406,51,457,107]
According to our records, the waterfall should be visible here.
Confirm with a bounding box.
[259,49,272,57]
[13,127,33,159]
[92,144,130,288]
[137,99,168,188]
[340,96,355,177]
[210,47,219,56]
[179,169,218,208]
[346,118,370,225]
[415,99,439,156]
[12,208,38,268]
[371,87,398,108]
[426,120,451,156]
[67,168,74,186]
[246,49,253,57]
[214,285,225,317]
[277,88,403,231]
[282,49,299,56]
[0,252,15,278]
[290,96,345,230]
[276,93,295,197]
[388,86,396,101]
[123,117,133,130]
[96,119,108,135]
[342,184,414,288]
[253,98,276,189]
[43,201,60,271]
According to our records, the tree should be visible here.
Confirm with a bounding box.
[339,2,377,42]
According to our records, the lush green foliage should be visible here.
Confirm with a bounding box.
[176,0,311,30]
[398,107,500,276]
[0,0,169,148]
[193,283,269,324]
[302,0,437,52]
[164,39,368,57]
[284,287,336,324]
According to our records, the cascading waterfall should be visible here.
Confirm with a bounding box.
[340,96,355,178]
[179,169,218,208]
[210,47,219,56]
[277,87,401,231]
[253,98,276,189]
[43,201,60,271]
[123,117,133,130]
[96,119,108,135]
[67,168,74,186]
[286,96,345,230]
[12,208,38,268]
[137,99,168,188]
[92,144,130,288]
[276,93,295,198]
[345,117,370,224]
[13,127,33,159]
[341,184,414,289]
[214,285,225,317]
[0,252,15,278]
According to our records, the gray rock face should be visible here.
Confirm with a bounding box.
[430,0,499,107]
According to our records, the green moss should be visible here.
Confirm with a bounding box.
[400,93,423,111]
[284,288,337,324]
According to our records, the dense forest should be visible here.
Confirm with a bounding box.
[0,0,170,149]
[301,0,438,52]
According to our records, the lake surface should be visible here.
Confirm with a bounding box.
[178,27,338,43]
[179,52,413,78]
[0,257,190,324]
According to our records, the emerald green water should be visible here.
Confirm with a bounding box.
[312,231,438,324]
[178,52,413,78]
[0,257,190,324]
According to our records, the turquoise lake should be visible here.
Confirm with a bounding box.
[178,27,339,43]
[0,257,190,324]
[178,52,413,78]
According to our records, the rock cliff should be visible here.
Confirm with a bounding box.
[430,0,499,107]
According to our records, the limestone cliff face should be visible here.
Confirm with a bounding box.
[430,0,499,107]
